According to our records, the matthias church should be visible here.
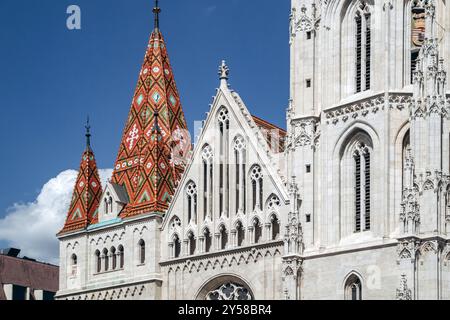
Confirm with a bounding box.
[56,0,450,300]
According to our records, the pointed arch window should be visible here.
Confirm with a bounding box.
[95,250,101,273]
[202,145,213,220]
[71,254,77,266]
[234,136,246,214]
[345,274,362,300]
[204,229,212,253]
[188,232,196,255]
[236,222,245,247]
[355,3,371,93]
[104,198,108,214]
[138,240,145,264]
[253,218,262,244]
[186,182,198,223]
[70,254,78,276]
[270,215,280,240]
[102,248,109,271]
[220,226,228,250]
[353,142,371,232]
[110,247,117,270]
[218,107,230,217]
[118,245,124,269]
[402,130,411,190]
[250,165,263,212]
[173,235,181,258]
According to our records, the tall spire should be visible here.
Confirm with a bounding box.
[59,123,103,234]
[111,2,190,218]
[153,0,161,30]
[85,116,91,150]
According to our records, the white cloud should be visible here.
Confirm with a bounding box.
[0,168,113,265]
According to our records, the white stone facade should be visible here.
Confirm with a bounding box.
[56,0,450,300]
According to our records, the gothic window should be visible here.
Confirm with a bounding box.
[104,198,108,214]
[186,181,197,223]
[170,216,182,231]
[250,165,263,212]
[402,130,411,190]
[353,142,371,232]
[188,232,196,255]
[111,247,117,270]
[71,254,77,266]
[253,218,262,244]
[234,136,246,214]
[138,240,145,264]
[220,226,228,250]
[236,222,245,247]
[218,107,230,217]
[108,196,113,213]
[355,3,371,93]
[95,250,101,273]
[206,283,252,300]
[173,235,181,258]
[202,145,213,220]
[103,248,109,271]
[267,194,281,212]
[345,274,362,300]
[118,245,124,269]
[341,131,374,236]
[204,228,212,253]
[70,254,77,276]
[270,215,280,240]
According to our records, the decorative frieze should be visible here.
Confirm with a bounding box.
[324,94,385,125]
[287,117,320,150]
[289,5,320,44]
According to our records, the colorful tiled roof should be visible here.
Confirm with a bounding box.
[59,121,103,234]
[111,2,190,218]
[252,115,287,153]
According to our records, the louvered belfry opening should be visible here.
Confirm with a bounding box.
[354,153,362,232]
[353,142,371,233]
[355,15,363,93]
[355,4,371,93]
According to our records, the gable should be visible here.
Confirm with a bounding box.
[161,77,288,237]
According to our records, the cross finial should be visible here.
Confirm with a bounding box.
[85,116,91,149]
[218,60,229,87]
[153,0,161,30]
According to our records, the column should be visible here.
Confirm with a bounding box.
[231,230,237,248]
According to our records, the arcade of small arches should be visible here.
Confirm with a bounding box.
[167,210,281,259]
[70,239,147,275]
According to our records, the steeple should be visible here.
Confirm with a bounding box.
[111,1,190,218]
[153,0,161,31]
[59,122,103,234]
[85,116,91,150]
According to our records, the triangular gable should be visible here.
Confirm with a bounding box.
[162,64,288,231]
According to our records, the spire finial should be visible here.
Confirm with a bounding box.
[218,60,229,88]
[85,116,91,149]
[153,0,161,30]
[219,60,229,80]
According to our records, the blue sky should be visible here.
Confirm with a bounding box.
[0,0,290,256]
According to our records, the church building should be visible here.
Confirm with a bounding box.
[56,0,450,300]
